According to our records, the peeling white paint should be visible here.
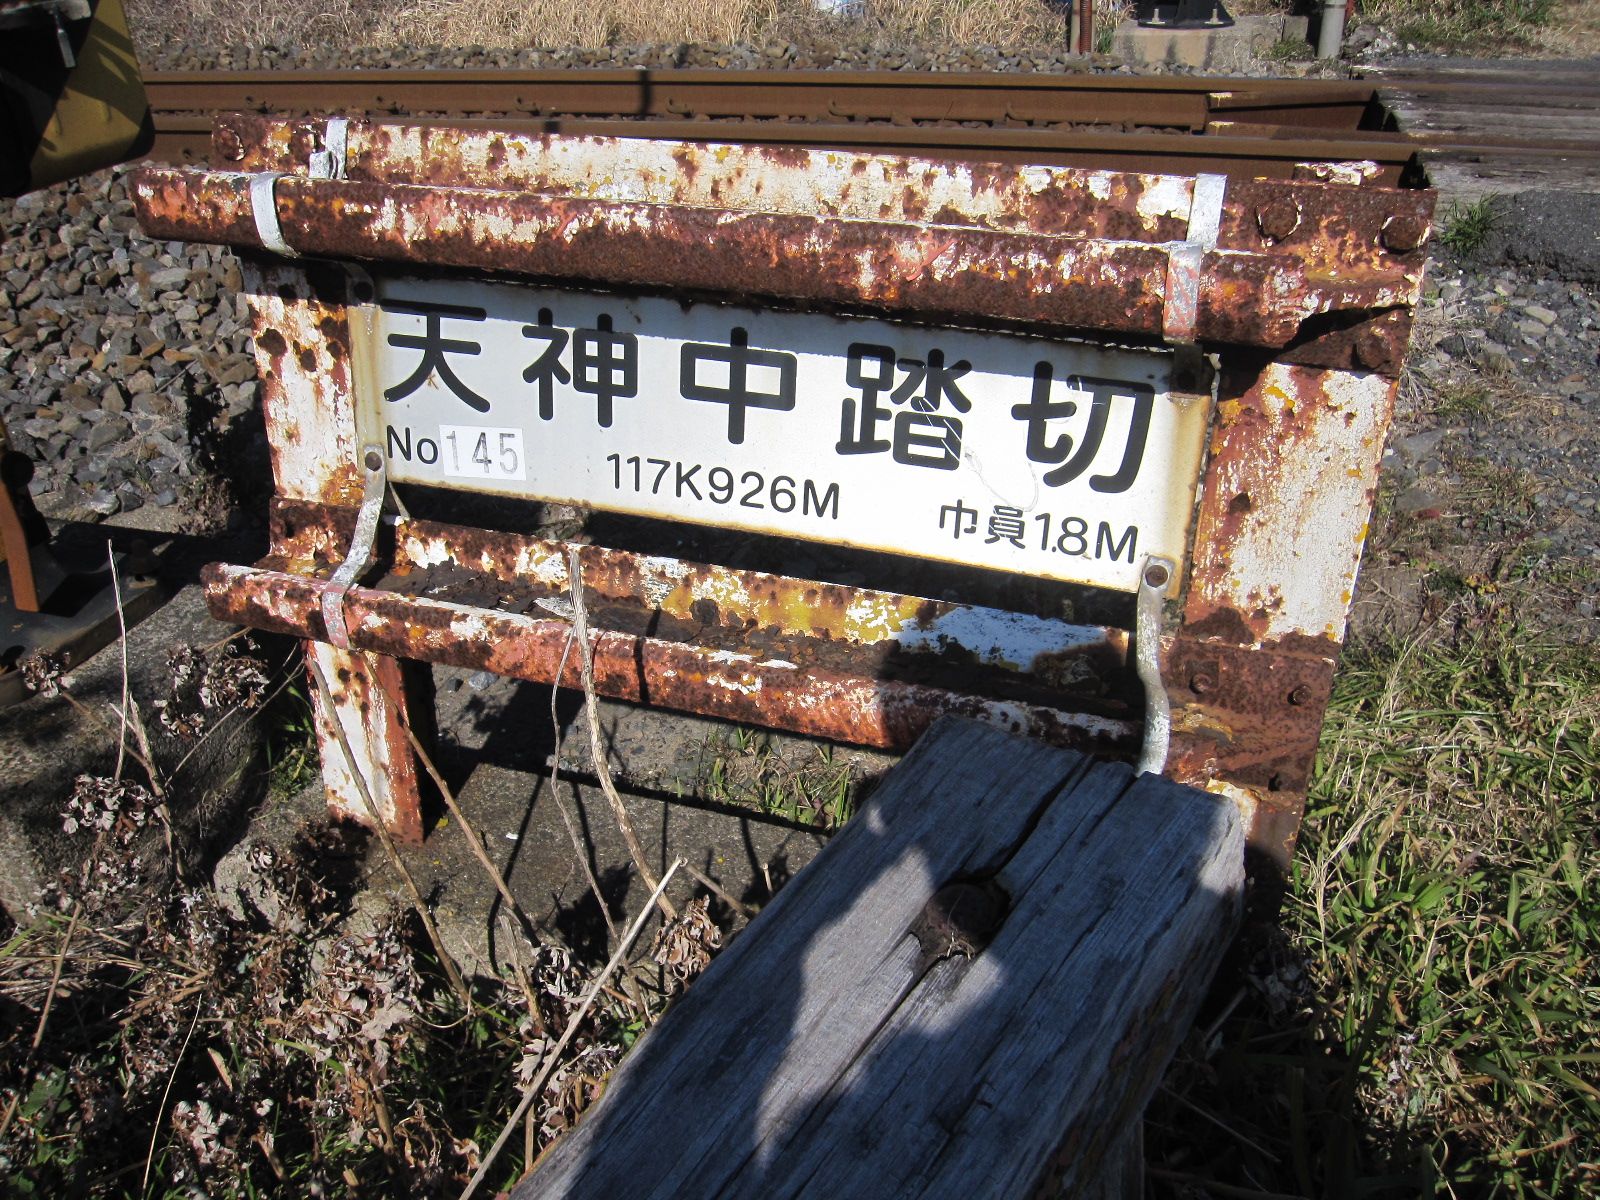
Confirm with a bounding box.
[335,123,1193,239]
[895,608,1113,671]
[1202,363,1392,643]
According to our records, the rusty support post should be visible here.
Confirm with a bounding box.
[241,256,424,841]
[0,417,40,612]
[1167,359,1397,866]
[306,642,424,845]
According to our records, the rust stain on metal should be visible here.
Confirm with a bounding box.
[202,562,1138,757]
[238,259,363,506]
[266,501,1131,688]
[1195,252,1416,355]
[130,165,259,246]
[1218,178,1434,277]
[214,119,246,163]
[1275,307,1414,376]
[221,117,1197,243]
[1255,196,1301,243]
[1380,212,1428,254]
[1163,635,1335,796]
[132,164,1183,339]
[306,642,424,846]
[129,162,1425,351]
[1184,361,1395,648]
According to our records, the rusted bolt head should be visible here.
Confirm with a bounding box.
[215,122,246,163]
[1380,214,1429,253]
[1143,562,1171,590]
[1256,198,1301,243]
[364,449,383,471]
[1287,684,1310,706]
[1190,670,1217,696]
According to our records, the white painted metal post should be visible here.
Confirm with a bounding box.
[241,258,426,843]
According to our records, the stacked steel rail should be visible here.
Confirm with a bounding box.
[145,69,1411,182]
[143,66,1600,185]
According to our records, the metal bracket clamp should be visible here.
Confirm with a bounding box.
[309,118,349,181]
[1134,556,1176,777]
[1162,172,1228,345]
[248,172,299,258]
[321,446,386,650]
[249,118,346,256]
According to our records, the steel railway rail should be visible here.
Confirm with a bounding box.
[145,68,1380,129]
[142,66,1600,185]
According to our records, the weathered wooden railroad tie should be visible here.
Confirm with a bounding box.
[130,112,1431,1192]
[516,717,1243,1199]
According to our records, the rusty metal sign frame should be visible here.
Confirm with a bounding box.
[130,116,1432,866]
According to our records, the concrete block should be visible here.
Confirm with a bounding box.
[1113,14,1310,73]
[0,544,282,920]
[366,668,886,977]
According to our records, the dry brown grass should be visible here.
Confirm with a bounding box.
[852,0,1070,48]
[375,0,1076,53]
[127,0,1077,53]
[126,0,397,50]
[377,0,773,51]
[1527,0,1600,55]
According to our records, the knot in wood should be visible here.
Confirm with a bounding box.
[910,879,1010,967]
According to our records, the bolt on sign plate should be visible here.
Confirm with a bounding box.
[351,274,1211,594]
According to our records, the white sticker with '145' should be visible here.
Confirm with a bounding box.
[438,426,525,480]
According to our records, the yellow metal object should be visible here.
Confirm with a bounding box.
[2,0,151,195]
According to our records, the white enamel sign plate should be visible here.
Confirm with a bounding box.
[351,275,1210,593]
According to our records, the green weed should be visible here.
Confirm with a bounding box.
[1361,0,1556,49]
[1148,593,1600,1198]
[1299,610,1597,1195]
[698,731,859,829]
[1430,379,1494,422]
[263,680,319,800]
[1264,35,1313,62]
[1092,0,1129,54]
[1454,459,1541,536]
[1439,196,1501,256]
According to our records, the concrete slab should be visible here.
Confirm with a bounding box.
[211,661,858,978]
[1113,14,1310,72]
[387,666,881,975]
[378,758,832,978]
[0,523,278,919]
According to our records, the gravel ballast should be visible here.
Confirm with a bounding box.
[1,171,261,523]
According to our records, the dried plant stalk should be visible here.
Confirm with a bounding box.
[568,547,676,922]
[306,655,474,1011]
[460,859,683,1200]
